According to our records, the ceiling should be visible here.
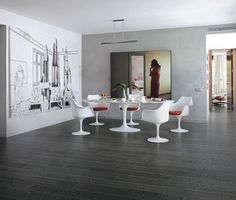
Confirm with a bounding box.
[0,0,236,35]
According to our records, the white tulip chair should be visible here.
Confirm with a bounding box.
[70,98,94,135]
[142,101,173,143]
[169,96,193,133]
[87,94,110,126]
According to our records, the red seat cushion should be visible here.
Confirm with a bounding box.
[93,107,108,112]
[169,110,182,116]
[120,106,139,111]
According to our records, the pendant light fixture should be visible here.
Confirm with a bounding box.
[101,19,138,45]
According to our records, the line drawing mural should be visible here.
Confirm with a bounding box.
[10,60,28,114]
[9,27,78,117]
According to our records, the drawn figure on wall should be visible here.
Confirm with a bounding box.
[14,65,25,111]
[40,45,50,107]
[31,87,41,103]
[41,45,49,83]
[64,49,72,90]
[52,40,60,87]
[63,49,72,105]
[149,59,161,98]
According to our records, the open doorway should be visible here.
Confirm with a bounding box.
[208,49,236,112]
[207,33,236,113]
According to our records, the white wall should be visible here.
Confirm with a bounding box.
[206,33,236,50]
[82,27,208,122]
[0,9,82,137]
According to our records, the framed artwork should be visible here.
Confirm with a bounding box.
[111,50,171,99]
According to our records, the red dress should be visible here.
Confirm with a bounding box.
[150,66,161,97]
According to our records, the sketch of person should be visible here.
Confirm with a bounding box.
[31,87,41,103]
[52,40,60,87]
[14,65,25,111]
[62,49,72,106]
[149,59,161,98]
[65,68,72,89]
[64,49,72,90]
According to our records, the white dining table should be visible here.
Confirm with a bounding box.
[108,99,163,133]
[85,98,164,133]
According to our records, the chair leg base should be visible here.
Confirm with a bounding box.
[147,137,169,143]
[72,131,91,136]
[89,122,104,126]
[127,121,139,126]
[170,128,189,133]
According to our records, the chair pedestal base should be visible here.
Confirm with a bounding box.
[90,112,105,126]
[170,128,188,133]
[72,131,91,136]
[127,121,139,126]
[146,123,169,143]
[89,122,104,126]
[171,116,189,133]
[147,137,169,143]
[127,111,139,126]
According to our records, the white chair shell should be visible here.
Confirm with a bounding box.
[70,98,94,135]
[142,100,173,143]
[169,96,193,133]
[87,94,110,126]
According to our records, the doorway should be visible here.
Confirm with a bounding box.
[208,49,236,112]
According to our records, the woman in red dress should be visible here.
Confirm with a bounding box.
[150,59,161,98]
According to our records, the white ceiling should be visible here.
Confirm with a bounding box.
[0,0,236,35]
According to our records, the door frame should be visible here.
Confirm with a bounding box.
[232,49,236,110]
[208,50,213,112]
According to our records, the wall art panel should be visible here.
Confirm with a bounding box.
[9,27,78,117]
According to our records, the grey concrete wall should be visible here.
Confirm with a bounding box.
[0,25,6,137]
[82,26,208,122]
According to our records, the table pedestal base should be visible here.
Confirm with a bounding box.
[109,125,140,133]
[72,131,91,136]
[90,122,104,126]
[147,137,169,143]
[170,128,188,133]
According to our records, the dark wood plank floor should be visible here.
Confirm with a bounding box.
[0,110,236,200]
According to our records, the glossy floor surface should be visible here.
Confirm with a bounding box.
[0,110,236,200]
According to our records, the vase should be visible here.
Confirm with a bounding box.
[123,88,129,101]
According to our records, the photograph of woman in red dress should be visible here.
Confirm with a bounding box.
[149,59,161,98]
